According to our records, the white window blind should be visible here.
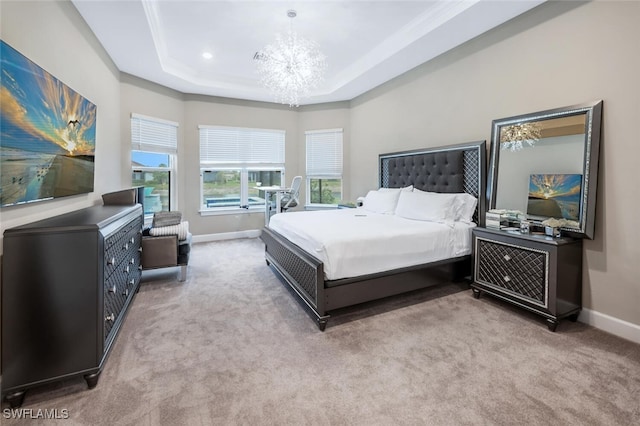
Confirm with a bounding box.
[199,126,285,165]
[131,113,178,154]
[306,129,343,176]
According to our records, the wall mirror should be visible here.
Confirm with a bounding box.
[487,100,603,239]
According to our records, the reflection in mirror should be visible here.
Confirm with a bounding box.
[488,101,602,239]
[496,115,586,221]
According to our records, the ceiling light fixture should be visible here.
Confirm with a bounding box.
[500,122,542,152]
[202,51,213,60]
[255,10,327,107]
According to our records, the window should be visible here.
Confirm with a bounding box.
[306,129,343,206]
[199,125,285,212]
[131,114,178,217]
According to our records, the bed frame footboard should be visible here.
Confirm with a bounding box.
[262,227,470,331]
[260,228,330,330]
[261,141,485,331]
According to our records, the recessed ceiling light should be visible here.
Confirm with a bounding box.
[202,51,213,60]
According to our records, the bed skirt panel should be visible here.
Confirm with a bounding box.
[324,257,469,311]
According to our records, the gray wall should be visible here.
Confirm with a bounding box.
[1,1,638,330]
[348,1,640,326]
[297,104,352,202]
[182,96,299,235]
[119,76,351,237]
[0,0,121,240]
[120,74,185,207]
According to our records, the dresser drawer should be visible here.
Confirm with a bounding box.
[104,219,142,279]
[474,237,549,308]
[103,237,141,344]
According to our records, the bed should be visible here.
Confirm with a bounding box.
[260,141,486,330]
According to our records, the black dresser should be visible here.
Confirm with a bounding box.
[1,204,143,407]
[471,227,583,331]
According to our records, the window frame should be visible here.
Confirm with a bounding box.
[198,125,285,215]
[130,114,179,222]
[132,153,175,212]
[305,128,344,208]
[307,176,344,207]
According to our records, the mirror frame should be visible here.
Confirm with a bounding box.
[487,100,603,239]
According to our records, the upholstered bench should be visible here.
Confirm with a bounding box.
[101,188,192,281]
[141,228,192,281]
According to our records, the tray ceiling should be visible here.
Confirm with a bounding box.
[72,0,545,105]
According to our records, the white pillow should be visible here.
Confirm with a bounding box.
[362,190,400,214]
[395,189,458,223]
[378,185,413,193]
[454,193,478,223]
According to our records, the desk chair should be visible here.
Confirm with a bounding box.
[280,176,302,212]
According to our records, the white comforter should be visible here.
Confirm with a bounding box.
[268,208,475,281]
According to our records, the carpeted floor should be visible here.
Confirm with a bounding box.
[3,238,639,425]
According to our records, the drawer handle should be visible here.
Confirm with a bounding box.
[129,279,135,286]
[138,247,143,253]
[138,265,143,271]
[107,257,116,266]
[503,275,511,282]
[130,258,135,264]
[122,288,129,297]
[124,266,130,273]
[130,237,135,244]
[123,243,129,250]
[503,254,511,261]
[108,284,116,293]
[105,313,115,322]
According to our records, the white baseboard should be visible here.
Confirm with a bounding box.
[579,308,640,344]
[192,229,261,244]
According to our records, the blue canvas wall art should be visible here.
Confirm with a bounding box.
[1,40,97,207]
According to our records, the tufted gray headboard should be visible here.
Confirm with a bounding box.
[379,141,486,224]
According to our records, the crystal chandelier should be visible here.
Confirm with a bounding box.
[500,122,542,151]
[255,10,327,107]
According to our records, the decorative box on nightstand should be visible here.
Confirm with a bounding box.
[471,227,583,331]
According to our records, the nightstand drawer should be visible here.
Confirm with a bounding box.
[475,237,549,308]
[471,227,583,331]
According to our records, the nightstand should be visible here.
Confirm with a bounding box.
[471,227,583,331]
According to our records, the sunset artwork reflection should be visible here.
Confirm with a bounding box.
[527,174,582,221]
